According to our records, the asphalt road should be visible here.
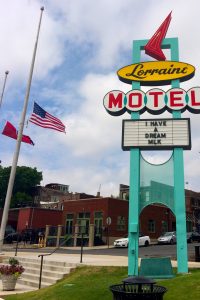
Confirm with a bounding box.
[6,242,199,261]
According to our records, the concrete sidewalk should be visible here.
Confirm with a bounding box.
[0,249,199,299]
[0,282,36,298]
[1,249,200,267]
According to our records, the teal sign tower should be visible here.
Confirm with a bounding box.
[103,13,200,275]
[127,37,188,275]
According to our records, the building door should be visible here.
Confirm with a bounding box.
[161,220,168,233]
[94,212,103,244]
[94,211,103,238]
[77,212,90,246]
[65,214,74,235]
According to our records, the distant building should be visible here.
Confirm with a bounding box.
[45,183,69,194]
[119,184,129,200]
[32,183,70,209]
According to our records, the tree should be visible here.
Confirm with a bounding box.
[0,166,42,208]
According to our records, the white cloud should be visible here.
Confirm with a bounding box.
[1,0,200,197]
[0,0,65,86]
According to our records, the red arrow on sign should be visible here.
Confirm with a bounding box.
[144,12,172,61]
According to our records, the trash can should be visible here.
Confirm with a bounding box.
[195,245,200,262]
[110,276,167,300]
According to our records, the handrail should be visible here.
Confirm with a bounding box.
[37,233,85,289]
[37,236,73,289]
[1,230,42,256]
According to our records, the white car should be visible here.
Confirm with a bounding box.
[157,231,176,244]
[114,234,150,248]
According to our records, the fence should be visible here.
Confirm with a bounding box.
[44,224,106,247]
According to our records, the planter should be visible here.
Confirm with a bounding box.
[1,274,18,291]
[0,257,25,291]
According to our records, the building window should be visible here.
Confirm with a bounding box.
[51,196,59,203]
[117,216,126,231]
[66,214,74,235]
[191,197,200,207]
[122,192,127,200]
[161,220,168,233]
[145,191,150,202]
[94,212,103,236]
[148,219,155,233]
[77,212,90,235]
[94,212,103,218]
[78,212,90,219]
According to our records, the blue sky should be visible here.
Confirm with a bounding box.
[0,0,200,196]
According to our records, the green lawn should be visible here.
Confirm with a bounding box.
[3,266,200,300]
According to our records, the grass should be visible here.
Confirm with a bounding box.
[3,266,200,300]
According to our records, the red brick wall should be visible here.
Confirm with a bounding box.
[62,197,108,226]
[107,198,128,237]
[63,197,129,237]
[140,205,175,239]
[0,209,19,230]
[17,209,31,231]
[62,198,177,239]
[17,208,62,231]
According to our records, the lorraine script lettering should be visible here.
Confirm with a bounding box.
[126,63,188,79]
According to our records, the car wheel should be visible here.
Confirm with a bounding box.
[187,238,191,243]
[170,239,174,245]
[144,240,149,247]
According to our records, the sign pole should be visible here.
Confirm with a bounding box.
[171,39,188,273]
[128,41,141,276]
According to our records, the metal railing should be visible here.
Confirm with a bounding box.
[38,233,85,289]
[12,231,42,256]
[0,232,22,256]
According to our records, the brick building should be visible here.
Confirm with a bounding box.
[62,197,128,245]
[1,182,200,246]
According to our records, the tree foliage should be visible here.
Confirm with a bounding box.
[0,166,42,208]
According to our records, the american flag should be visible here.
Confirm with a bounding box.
[29,102,66,133]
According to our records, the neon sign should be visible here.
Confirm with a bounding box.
[117,61,195,85]
[103,87,200,115]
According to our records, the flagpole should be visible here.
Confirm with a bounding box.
[0,7,44,252]
[0,71,9,110]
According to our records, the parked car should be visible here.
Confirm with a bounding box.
[5,225,15,236]
[157,231,176,245]
[114,234,150,248]
[187,231,200,243]
[4,232,22,244]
